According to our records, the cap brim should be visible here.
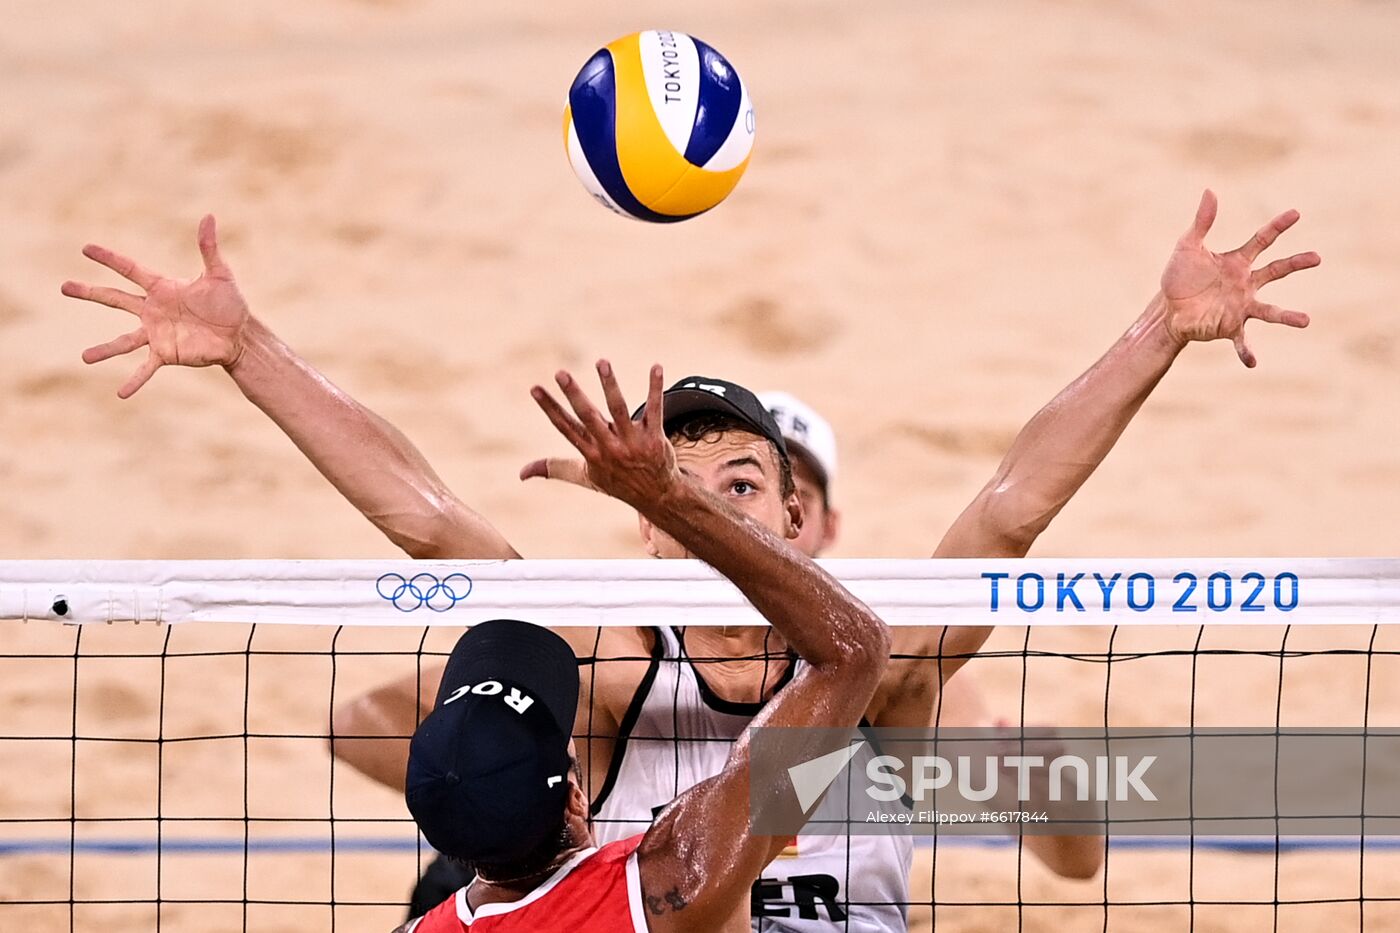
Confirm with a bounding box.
[637,389,787,459]
[659,387,763,427]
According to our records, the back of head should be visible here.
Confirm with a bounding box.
[405,620,581,878]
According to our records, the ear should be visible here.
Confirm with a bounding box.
[567,775,589,820]
[785,492,804,541]
[638,513,661,557]
[821,505,841,552]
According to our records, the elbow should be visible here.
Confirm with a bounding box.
[1059,854,1105,882]
[974,484,1065,556]
[818,612,891,688]
[379,498,519,561]
[848,614,893,685]
[392,538,452,562]
[328,693,374,762]
[1046,838,1105,880]
[366,484,473,560]
[381,514,460,561]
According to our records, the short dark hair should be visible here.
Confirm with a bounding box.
[467,812,576,884]
[666,412,795,500]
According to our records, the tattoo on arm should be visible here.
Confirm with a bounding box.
[645,887,690,915]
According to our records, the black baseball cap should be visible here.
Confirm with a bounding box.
[633,376,789,461]
[405,620,580,864]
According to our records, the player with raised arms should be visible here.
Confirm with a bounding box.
[752,389,1106,881]
[395,363,890,932]
[61,190,1319,929]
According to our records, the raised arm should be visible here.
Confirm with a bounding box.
[936,189,1317,562]
[330,621,622,799]
[61,216,515,559]
[526,362,890,933]
[330,665,439,790]
[228,318,515,558]
[925,191,1319,679]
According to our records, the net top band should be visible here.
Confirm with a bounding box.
[1,558,1396,626]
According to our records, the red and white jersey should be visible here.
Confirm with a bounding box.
[405,837,648,933]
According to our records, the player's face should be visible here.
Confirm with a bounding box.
[639,429,801,559]
[788,451,840,558]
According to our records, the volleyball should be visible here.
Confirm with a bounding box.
[563,30,754,222]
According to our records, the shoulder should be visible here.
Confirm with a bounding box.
[607,834,645,855]
[554,625,654,661]
[596,625,657,658]
[592,834,646,867]
[578,627,660,717]
[390,898,456,933]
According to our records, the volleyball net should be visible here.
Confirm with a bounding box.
[3,558,1400,932]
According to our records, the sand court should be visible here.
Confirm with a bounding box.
[3,0,1399,929]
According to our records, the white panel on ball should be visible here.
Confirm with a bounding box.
[639,30,701,158]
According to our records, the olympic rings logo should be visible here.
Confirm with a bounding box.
[376,573,473,612]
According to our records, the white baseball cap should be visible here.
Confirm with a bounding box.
[758,391,838,493]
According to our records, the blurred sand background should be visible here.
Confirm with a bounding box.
[2,0,1399,930]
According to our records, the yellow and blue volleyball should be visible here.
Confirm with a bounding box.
[563,30,754,222]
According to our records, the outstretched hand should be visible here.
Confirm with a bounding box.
[522,361,679,510]
[1160,190,1319,367]
[61,215,250,397]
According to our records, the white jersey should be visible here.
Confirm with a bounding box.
[590,628,913,933]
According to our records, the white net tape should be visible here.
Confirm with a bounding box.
[2,558,1396,626]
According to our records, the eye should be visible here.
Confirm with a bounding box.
[731,480,756,496]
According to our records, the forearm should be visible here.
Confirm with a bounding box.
[334,737,411,791]
[227,317,517,559]
[647,483,889,669]
[939,293,1186,557]
[329,697,413,792]
[329,674,436,792]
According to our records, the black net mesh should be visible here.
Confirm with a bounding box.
[4,619,1400,932]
